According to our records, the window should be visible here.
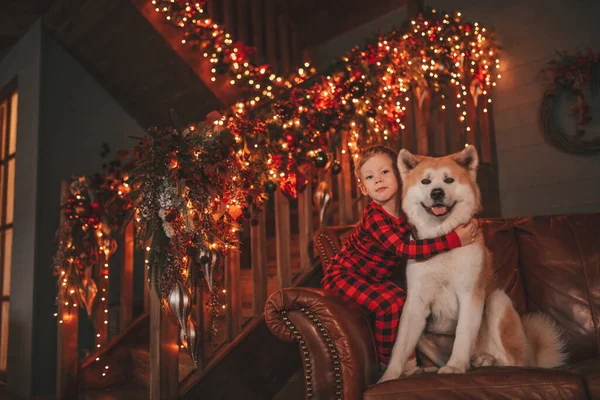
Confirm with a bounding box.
[0,79,17,378]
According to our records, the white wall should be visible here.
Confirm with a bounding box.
[0,20,42,397]
[426,0,600,217]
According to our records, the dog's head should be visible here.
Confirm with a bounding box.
[397,145,481,235]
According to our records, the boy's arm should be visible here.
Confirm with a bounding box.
[368,212,461,260]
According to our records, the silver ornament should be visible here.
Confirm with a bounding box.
[180,318,201,368]
[313,181,332,225]
[197,249,220,293]
[167,282,191,330]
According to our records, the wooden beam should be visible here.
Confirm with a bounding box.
[149,287,179,400]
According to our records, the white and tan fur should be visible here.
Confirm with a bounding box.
[378,146,566,382]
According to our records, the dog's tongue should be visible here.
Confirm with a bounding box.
[432,206,447,216]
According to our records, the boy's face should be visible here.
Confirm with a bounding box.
[358,153,399,206]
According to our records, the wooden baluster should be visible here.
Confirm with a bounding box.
[414,88,432,155]
[402,90,416,152]
[298,168,313,272]
[223,0,235,37]
[205,0,218,22]
[433,92,449,156]
[464,80,478,149]
[264,0,279,72]
[194,280,205,370]
[337,130,354,224]
[250,0,264,64]
[56,181,78,400]
[235,0,249,45]
[144,260,150,314]
[274,190,292,288]
[251,210,267,317]
[95,256,108,346]
[446,84,462,153]
[120,222,134,331]
[478,92,493,164]
[149,285,179,400]
[291,31,301,72]
[277,14,291,75]
[225,245,241,340]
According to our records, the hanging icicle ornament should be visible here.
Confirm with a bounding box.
[197,249,221,293]
[167,282,192,334]
[180,317,202,367]
[313,181,332,226]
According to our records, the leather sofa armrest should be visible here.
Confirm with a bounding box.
[265,287,379,400]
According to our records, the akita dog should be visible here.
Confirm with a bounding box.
[378,145,566,383]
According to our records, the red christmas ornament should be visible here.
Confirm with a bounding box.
[279,171,308,200]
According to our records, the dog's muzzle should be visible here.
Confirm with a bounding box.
[421,201,457,217]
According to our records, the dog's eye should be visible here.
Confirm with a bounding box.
[444,178,454,184]
[421,179,431,185]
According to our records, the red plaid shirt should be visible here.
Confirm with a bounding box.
[323,201,461,283]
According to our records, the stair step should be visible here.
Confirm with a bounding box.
[130,346,198,388]
[78,383,148,400]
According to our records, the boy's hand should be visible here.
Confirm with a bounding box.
[456,218,479,246]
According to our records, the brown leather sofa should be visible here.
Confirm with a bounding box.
[265,214,600,399]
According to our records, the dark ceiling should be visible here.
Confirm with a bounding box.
[0,0,55,61]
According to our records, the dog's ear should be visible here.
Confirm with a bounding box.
[453,145,479,181]
[397,149,422,180]
[453,145,479,171]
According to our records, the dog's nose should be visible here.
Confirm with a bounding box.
[430,188,445,201]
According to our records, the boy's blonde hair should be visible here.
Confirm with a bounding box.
[354,144,401,182]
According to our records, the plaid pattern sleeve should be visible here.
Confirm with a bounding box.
[366,207,461,260]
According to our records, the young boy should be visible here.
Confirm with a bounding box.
[321,145,478,367]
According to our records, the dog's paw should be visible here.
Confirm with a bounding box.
[438,365,467,374]
[377,367,402,383]
[471,353,496,368]
[406,366,439,376]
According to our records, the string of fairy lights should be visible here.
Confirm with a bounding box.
[53,1,501,381]
[151,0,316,107]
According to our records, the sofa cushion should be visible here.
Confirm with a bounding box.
[364,367,588,400]
[481,218,527,314]
[561,357,600,400]
[514,214,600,363]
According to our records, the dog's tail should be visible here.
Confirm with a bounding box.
[522,313,567,368]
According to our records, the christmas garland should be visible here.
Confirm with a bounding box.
[53,149,133,320]
[539,49,600,155]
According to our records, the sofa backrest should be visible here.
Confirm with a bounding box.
[314,213,600,364]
